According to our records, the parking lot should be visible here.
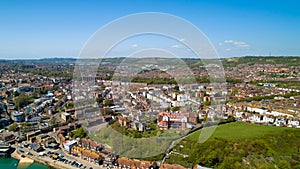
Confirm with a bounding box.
[16,144,106,169]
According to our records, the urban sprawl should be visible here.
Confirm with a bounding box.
[0,57,299,169]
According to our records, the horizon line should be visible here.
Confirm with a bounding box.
[0,55,299,61]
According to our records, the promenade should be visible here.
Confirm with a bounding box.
[10,146,103,169]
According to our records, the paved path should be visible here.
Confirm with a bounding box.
[161,126,203,165]
[12,144,106,169]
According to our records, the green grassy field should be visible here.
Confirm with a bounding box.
[89,121,300,168]
[88,124,186,159]
[167,122,300,169]
[189,122,294,141]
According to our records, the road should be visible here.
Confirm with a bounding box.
[13,143,106,169]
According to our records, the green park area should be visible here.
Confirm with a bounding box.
[166,122,300,169]
[88,121,300,168]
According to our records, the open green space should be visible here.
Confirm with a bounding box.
[166,122,300,168]
[188,122,290,141]
[88,125,186,159]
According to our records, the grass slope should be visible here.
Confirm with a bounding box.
[189,122,292,141]
[167,122,300,169]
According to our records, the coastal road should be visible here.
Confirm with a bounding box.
[13,144,106,169]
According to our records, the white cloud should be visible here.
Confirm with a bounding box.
[233,41,245,45]
[179,38,185,42]
[224,40,234,43]
[223,40,250,48]
[217,39,252,56]
[171,44,181,48]
[237,44,249,47]
[131,44,138,48]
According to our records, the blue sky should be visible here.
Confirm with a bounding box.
[0,0,299,59]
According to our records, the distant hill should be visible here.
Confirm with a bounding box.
[222,56,300,67]
[38,58,77,62]
[0,56,299,67]
[0,58,77,63]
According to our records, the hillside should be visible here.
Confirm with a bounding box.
[166,122,300,169]
[222,56,300,67]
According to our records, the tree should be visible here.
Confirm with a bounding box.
[50,118,58,126]
[206,150,218,166]
[171,106,180,112]
[103,99,114,107]
[227,116,236,122]
[233,161,242,168]
[100,108,113,115]
[65,103,74,109]
[174,85,180,91]
[260,164,276,169]
[21,122,31,132]
[8,123,18,132]
[71,127,86,139]
[232,89,238,95]
[277,160,291,169]
[96,97,105,104]
[14,94,34,109]
[294,165,300,169]
[32,90,40,99]
[203,102,211,106]
[13,91,20,97]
